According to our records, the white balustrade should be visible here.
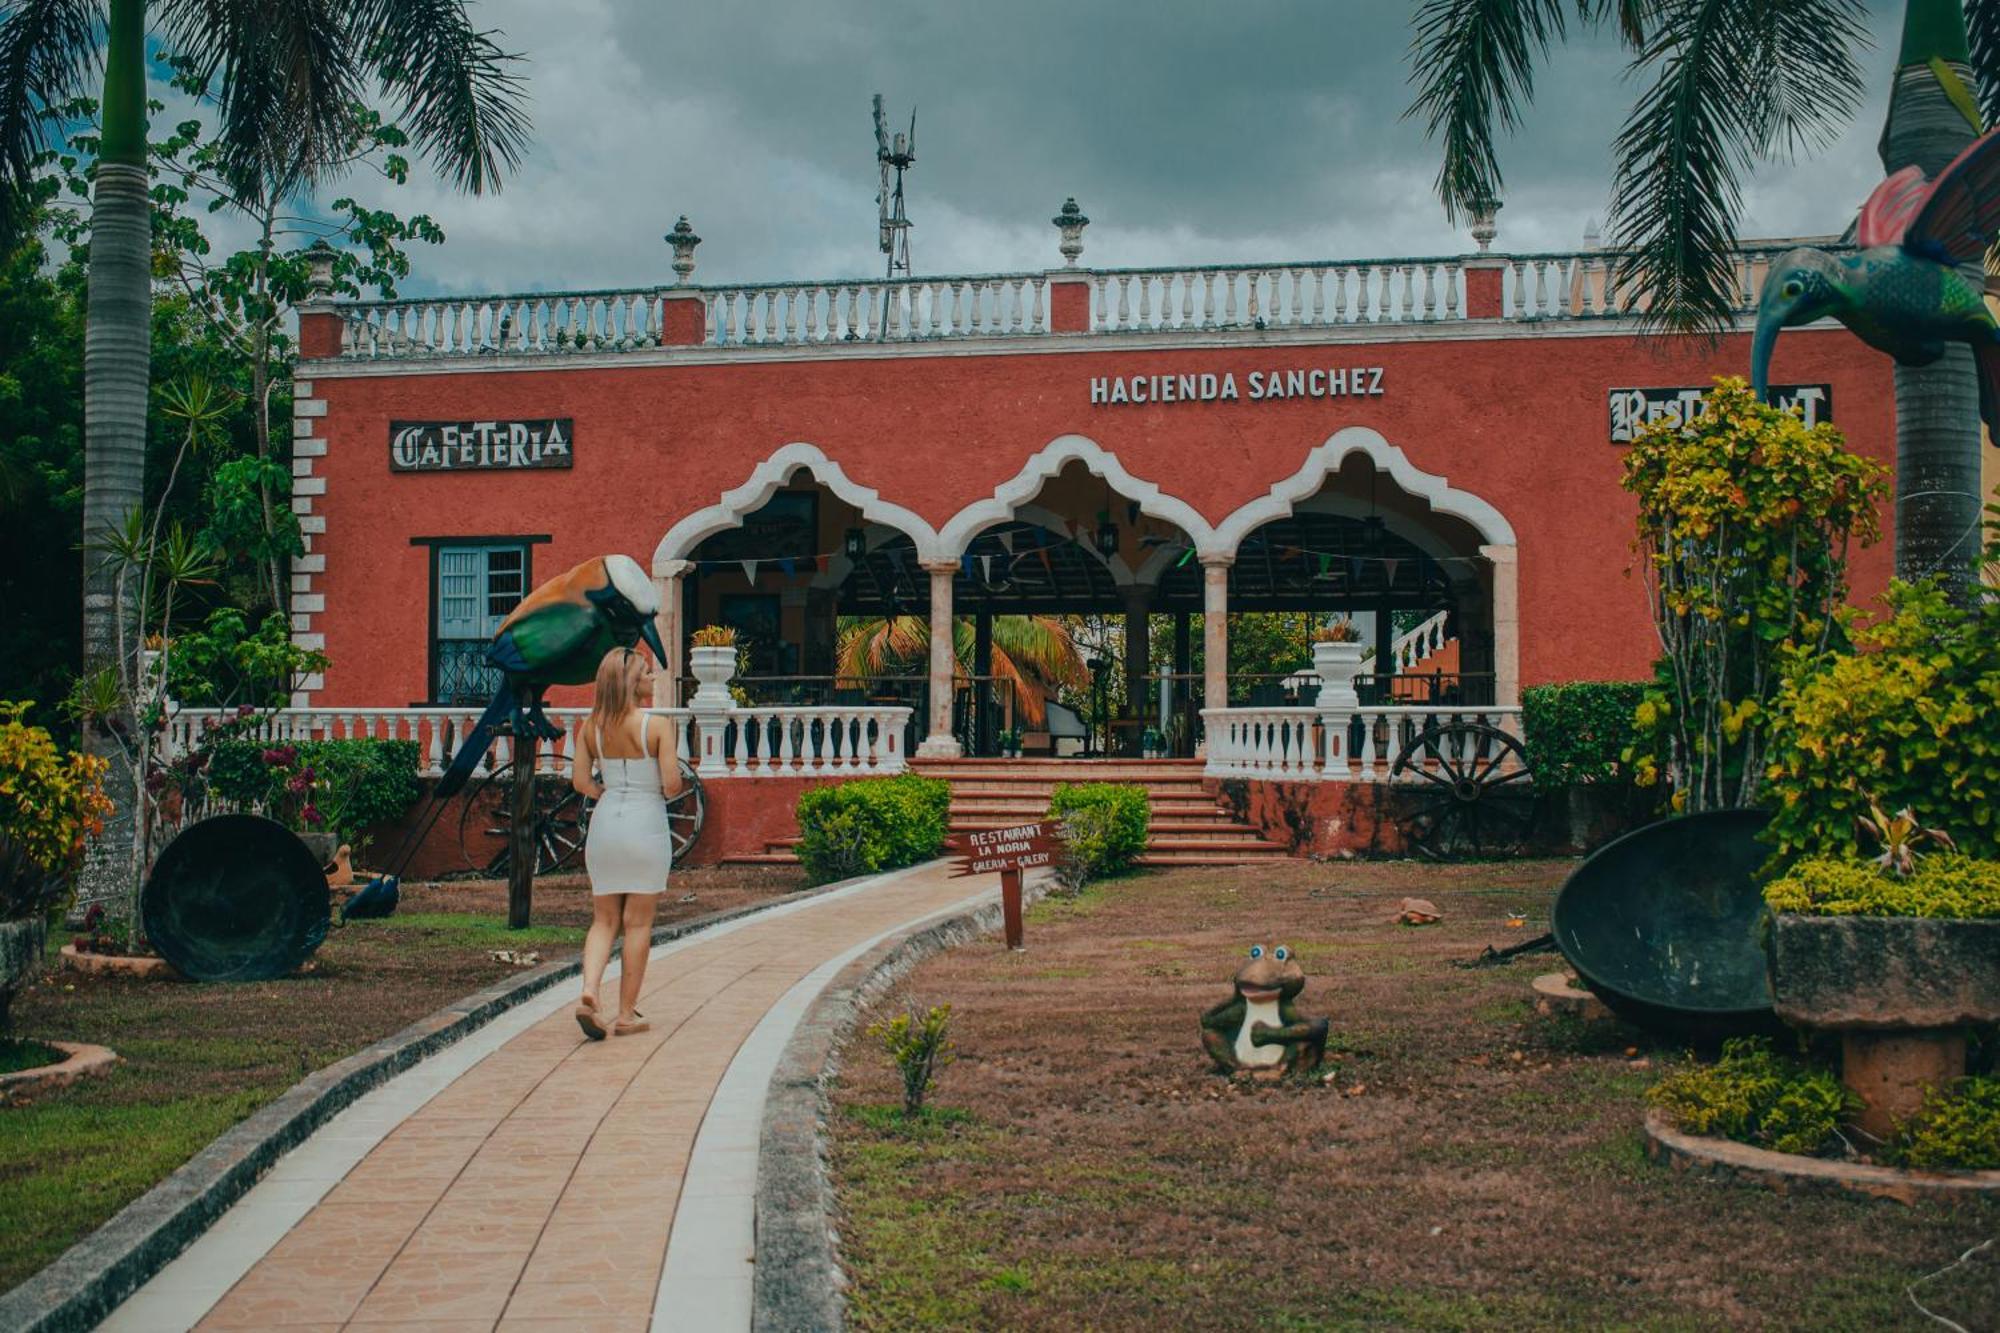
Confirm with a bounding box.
[1203,705,1524,783]
[163,703,911,779]
[328,239,1844,360]
[1391,610,1452,673]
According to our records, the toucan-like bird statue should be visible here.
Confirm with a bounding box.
[342,554,666,921]
[1752,128,2000,438]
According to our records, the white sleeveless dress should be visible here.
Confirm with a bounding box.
[584,716,672,896]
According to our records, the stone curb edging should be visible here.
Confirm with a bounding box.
[753,872,1051,1333]
[1643,1109,2000,1204]
[0,884,835,1333]
[0,1041,119,1099]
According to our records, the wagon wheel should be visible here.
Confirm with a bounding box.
[1390,721,1536,860]
[458,761,591,877]
[457,758,707,876]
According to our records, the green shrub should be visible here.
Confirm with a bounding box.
[1763,855,2000,920]
[201,736,421,844]
[867,1002,956,1116]
[1047,782,1149,887]
[1521,681,1648,786]
[794,775,950,886]
[1764,578,2000,865]
[1646,1037,1856,1156]
[1881,1076,2000,1170]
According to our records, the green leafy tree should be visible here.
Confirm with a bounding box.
[1407,0,1999,598]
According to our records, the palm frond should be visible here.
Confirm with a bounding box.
[0,0,98,245]
[1405,0,1593,222]
[1606,0,1863,337]
[835,615,929,678]
[158,0,362,205]
[1968,0,1999,127]
[350,0,530,195]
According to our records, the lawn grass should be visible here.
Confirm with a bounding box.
[0,865,804,1294]
[830,859,2000,1332]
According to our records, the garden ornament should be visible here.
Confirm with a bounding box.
[1398,897,1442,925]
[1200,944,1329,1077]
[1752,128,2000,439]
[349,554,665,916]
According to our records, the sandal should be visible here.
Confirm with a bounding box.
[574,994,608,1041]
[611,1009,649,1036]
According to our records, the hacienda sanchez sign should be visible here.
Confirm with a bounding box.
[1091,366,1385,406]
[390,419,574,473]
[1609,385,1829,443]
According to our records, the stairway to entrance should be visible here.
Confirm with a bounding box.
[725,759,1290,867]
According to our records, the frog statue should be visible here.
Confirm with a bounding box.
[1199,944,1330,1078]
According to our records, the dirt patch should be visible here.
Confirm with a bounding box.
[0,862,804,1293]
[830,859,2000,1331]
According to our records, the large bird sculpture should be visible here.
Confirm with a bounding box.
[342,554,666,921]
[1753,127,2000,439]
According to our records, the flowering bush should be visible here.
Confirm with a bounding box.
[177,716,420,845]
[1762,855,2000,920]
[0,701,113,920]
[1621,378,1886,812]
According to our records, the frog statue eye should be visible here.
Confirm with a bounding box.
[1782,279,1804,299]
[1248,944,1264,959]
[1274,946,1290,962]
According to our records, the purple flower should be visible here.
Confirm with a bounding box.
[300,804,323,826]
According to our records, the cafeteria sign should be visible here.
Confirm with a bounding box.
[390,419,574,473]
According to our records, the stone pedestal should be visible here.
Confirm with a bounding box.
[1842,1030,1967,1141]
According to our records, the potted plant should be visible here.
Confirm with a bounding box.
[1763,807,2000,1141]
[996,728,1022,759]
[1141,727,1167,759]
[688,625,739,710]
[1310,618,1367,712]
[0,702,113,1028]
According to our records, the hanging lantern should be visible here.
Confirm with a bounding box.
[1094,511,1120,557]
[844,527,866,561]
[1362,514,1388,551]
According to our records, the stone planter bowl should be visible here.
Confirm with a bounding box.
[1311,640,1367,712]
[687,644,738,710]
[1769,913,2000,1139]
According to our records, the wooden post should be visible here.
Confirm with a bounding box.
[1000,866,1024,951]
[507,727,536,929]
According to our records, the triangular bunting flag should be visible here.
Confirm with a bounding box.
[996,530,1015,555]
[741,559,759,585]
[1038,548,1053,573]
[779,556,796,577]
[980,554,993,582]
[1382,557,1400,585]
[1347,557,1363,581]
[1317,554,1331,578]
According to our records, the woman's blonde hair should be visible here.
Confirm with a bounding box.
[587,646,649,749]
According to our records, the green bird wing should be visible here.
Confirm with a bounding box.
[490,601,608,686]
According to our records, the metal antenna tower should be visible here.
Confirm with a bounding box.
[873,93,916,281]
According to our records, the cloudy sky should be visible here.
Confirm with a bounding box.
[341,1,1912,297]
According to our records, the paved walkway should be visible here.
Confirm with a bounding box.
[104,860,993,1333]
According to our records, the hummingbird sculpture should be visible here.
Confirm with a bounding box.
[343,553,666,921]
[1752,128,2000,438]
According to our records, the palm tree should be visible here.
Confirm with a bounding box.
[0,0,529,896]
[837,614,1088,727]
[1408,0,1998,597]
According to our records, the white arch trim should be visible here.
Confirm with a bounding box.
[652,442,943,574]
[1207,426,1518,560]
[936,434,1218,561]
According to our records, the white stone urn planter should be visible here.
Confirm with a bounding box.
[1311,640,1367,711]
[687,645,739,711]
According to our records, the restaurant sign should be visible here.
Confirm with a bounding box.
[390,419,574,473]
[1609,385,1829,443]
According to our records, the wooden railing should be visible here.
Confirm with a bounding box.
[1201,705,1525,782]
[163,702,911,780]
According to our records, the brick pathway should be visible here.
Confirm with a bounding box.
[104,860,990,1333]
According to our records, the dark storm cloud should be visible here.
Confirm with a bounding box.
[373,0,1905,296]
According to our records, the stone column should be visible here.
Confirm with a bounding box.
[1121,586,1151,755]
[1479,544,1519,707]
[651,561,688,708]
[918,561,962,759]
[1201,559,1231,718]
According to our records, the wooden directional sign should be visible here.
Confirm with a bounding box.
[949,821,1056,877]
[947,821,1055,951]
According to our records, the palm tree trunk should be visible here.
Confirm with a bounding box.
[1881,7,1983,604]
[78,0,152,911]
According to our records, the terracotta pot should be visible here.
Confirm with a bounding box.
[1311,640,1367,711]
[1769,914,2000,1139]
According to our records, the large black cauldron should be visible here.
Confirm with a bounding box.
[1551,808,1781,1041]
[142,814,330,982]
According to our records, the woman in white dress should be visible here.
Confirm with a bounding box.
[571,646,682,1039]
